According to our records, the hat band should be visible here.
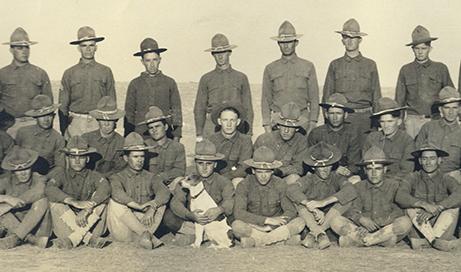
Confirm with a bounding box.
[311,152,334,167]
[9,158,32,170]
[440,97,460,103]
[69,148,89,154]
[97,109,118,120]
[124,145,146,150]
[253,162,274,168]
[196,154,218,158]
[142,48,157,52]
[279,112,300,126]
[78,35,96,41]
[328,102,345,108]
[212,46,229,51]
[35,105,54,113]
[279,34,297,38]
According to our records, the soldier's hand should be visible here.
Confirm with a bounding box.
[422,203,443,217]
[359,216,380,232]
[336,166,351,176]
[71,200,95,211]
[203,207,222,223]
[416,210,434,225]
[312,209,325,224]
[191,210,208,225]
[265,216,289,226]
[76,209,90,228]
[305,200,324,211]
[141,208,156,227]
[5,196,25,209]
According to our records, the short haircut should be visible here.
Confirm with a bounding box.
[220,107,240,119]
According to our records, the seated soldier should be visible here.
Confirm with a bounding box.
[286,142,357,250]
[232,146,305,247]
[138,106,186,190]
[396,143,461,251]
[208,101,252,189]
[0,146,50,249]
[415,87,461,182]
[82,96,126,178]
[46,136,111,249]
[15,95,65,174]
[364,97,415,177]
[330,147,412,247]
[309,93,361,177]
[254,102,307,185]
[163,139,234,245]
[108,132,170,250]
[0,113,14,174]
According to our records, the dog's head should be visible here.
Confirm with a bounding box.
[178,174,202,189]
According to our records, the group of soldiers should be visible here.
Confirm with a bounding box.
[0,18,461,253]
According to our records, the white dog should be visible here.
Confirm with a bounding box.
[179,174,232,249]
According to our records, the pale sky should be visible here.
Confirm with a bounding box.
[1,0,461,88]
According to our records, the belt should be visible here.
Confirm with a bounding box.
[352,107,372,113]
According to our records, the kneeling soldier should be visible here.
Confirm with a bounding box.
[396,143,461,251]
[330,147,412,247]
[232,146,305,247]
[286,142,357,249]
[46,136,111,249]
[0,146,50,249]
[108,132,170,249]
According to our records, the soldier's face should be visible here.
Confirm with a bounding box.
[67,155,89,172]
[278,125,297,141]
[253,168,274,185]
[412,43,431,63]
[98,120,116,136]
[419,151,441,174]
[439,102,460,123]
[379,114,401,138]
[36,113,55,130]
[14,168,32,183]
[278,40,298,57]
[78,41,97,60]
[10,46,29,63]
[314,165,333,180]
[365,163,386,186]
[125,151,145,171]
[342,35,361,52]
[212,51,231,68]
[218,110,240,136]
[326,107,346,128]
[147,121,168,141]
[141,52,161,75]
[195,160,216,179]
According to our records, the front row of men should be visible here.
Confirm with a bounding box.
[1,134,460,252]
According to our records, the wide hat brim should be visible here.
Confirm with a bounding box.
[24,104,60,117]
[70,37,105,45]
[411,148,449,158]
[205,45,238,52]
[406,37,438,47]
[303,147,342,167]
[433,97,461,106]
[244,158,283,169]
[137,114,172,125]
[272,112,308,127]
[60,147,98,156]
[356,159,393,167]
[89,109,125,120]
[133,48,167,57]
[210,101,247,127]
[194,153,225,161]
[3,41,38,46]
[319,103,355,113]
[335,31,368,37]
[371,106,408,117]
[1,149,38,171]
[270,34,303,42]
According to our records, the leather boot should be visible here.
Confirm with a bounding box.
[301,233,316,248]
[362,224,395,246]
[139,231,152,250]
[432,238,461,252]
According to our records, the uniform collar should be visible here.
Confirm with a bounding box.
[214,64,233,74]
[10,61,30,70]
[78,58,96,68]
[326,123,346,135]
[344,52,363,62]
[141,70,163,77]
[68,167,89,178]
[201,172,216,185]
[280,53,299,64]
[146,138,171,150]
[34,124,53,137]
[412,58,433,68]
[274,131,296,146]
[312,172,332,186]
[216,131,240,143]
[438,118,460,131]
[420,169,442,183]
[365,178,387,192]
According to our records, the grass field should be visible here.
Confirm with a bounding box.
[4,82,457,271]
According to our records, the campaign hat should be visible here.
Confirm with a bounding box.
[70,26,104,45]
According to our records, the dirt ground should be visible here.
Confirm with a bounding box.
[2,82,448,271]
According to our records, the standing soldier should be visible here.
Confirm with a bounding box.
[124,38,182,141]
[194,33,254,139]
[262,21,319,135]
[59,26,116,140]
[0,27,52,138]
[322,19,381,136]
[395,25,453,138]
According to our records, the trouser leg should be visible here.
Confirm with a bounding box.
[362,216,412,246]
[407,208,437,242]
[433,208,459,240]
[14,198,48,240]
[296,205,322,237]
